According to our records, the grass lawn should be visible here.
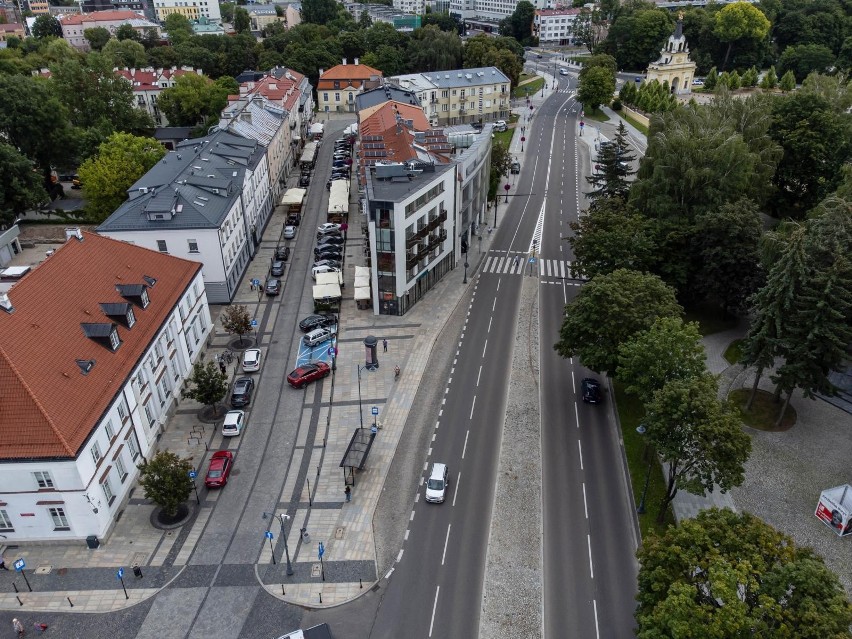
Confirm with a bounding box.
[493,128,513,148]
[615,383,676,538]
[724,339,743,365]
[621,113,649,136]
[513,77,544,98]
[683,303,738,336]
[582,109,610,123]
[729,388,797,431]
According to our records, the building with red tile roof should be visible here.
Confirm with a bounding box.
[317,58,383,114]
[0,22,25,43]
[59,9,160,50]
[116,67,202,127]
[0,229,210,542]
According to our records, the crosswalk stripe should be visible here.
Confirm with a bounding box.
[560,261,566,278]
[503,257,513,274]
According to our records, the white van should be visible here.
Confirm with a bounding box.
[425,462,449,503]
[303,327,334,347]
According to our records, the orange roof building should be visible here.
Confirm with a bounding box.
[317,58,383,114]
[0,229,210,542]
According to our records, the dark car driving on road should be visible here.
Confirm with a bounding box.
[581,378,602,404]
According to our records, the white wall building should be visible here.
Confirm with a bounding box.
[152,0,221,22]
[533,8,580,45]
[0,229,209,542]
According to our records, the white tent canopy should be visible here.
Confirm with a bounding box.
[300,141,318,164]
[309,123,324,136]
[315,272,343,287]
[279,188,306,206]
[354,287,371,301]
[328,180,349,216]
[313,283,341,301]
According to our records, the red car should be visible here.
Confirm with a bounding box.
[287,362,331,388]
[204,451,234,488]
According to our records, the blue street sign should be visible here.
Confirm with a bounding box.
[188,470,197,479]
[250,319,258,327]
[371,407,379,416]
[252,278,260,286]
[329,346,336,357]
[13,559,25,572]
[265,531,274,540]
[529,257,537,264]
[371,424,378,435]
[318,542,325,559]
[117,567,124,580]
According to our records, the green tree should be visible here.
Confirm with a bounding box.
[219,2,235,23]
[31,14,62,39]
[487,139,511,203]
[779,43,836,83]
[421,11,459,33]
[163,14,194,44]
[361,45,406,76]
[779,69,796,91]
[800,72,852,112]
[115,23,140,42]
[573,7,606,54]
[645,373,751,522]
[713,1,771,70]
[581,53,617,75]
[137,451,194,518]
[703,66,718,90]
[407,25,463,72]
[182,356,229,416]
[338,30,366,62]
[365,21,407,52]
[637,508,852,637]
[741,65,758,87]
[586,121,636,200]
[692,198,764,313]
[577,65,616,112]
[102,38,148,68]
[78,132,165,221]
[157,72,231,127]
[616,316,707,404]
[84,26,111,51]
[0,142,49,226]
[221,304,253,346]
[759,65,778,89]
[568,198,657,279]
[233,6,251,34]
[604,8,672,71]
[498,0,535,44]
[357,12,373,29]
[301,0,339,24]
[554,268,682,374]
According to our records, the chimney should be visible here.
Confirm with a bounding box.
[354,57,359,65]
[65,227,83,242]
[0,292,13,314]
[319,68,324,77]
[343,58,347,65]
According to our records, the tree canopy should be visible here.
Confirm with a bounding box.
[157,73,232,128]
[714,1,771,70]
[137,450,194,518]
[0,142,49,226]
[577,65,616,112]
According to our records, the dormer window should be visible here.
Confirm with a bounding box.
[109,330,120,351]
[115,284,150,309]
[99,303,136,328]
[81,323,122,352]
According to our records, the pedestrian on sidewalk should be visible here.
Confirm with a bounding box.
[12,618,24,637]
[0,557,8,570]
[218,360,226,376]
[382,338,388,353]
[33,623,48,634]
[133,563,143,578]
[344,485,351,502]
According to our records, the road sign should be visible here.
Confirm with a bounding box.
[329,346,336,357]
[529,257,537,264]
[371,406,379,416]
[250,319,258,327]
[318,542,325,559]
[265,530,273,540]
[117,567,124,580]
[579,120,585,127]
[188,470,197,479]
[13,559,25,572]
[252,278,260,286]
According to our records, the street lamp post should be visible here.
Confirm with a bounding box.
[521,136,526,152]
[504,182,510,203]
[356,365,365,430]
[279,514,294,576]
[463,260,469,284]
[636,424,652,514]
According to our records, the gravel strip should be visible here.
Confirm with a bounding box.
[479,276,542,638]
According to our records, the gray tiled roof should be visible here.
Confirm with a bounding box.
[356,85,421,111]
[366,161,455,203]
[421,66,510,88]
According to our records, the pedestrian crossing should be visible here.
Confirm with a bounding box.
[480,253,586,280]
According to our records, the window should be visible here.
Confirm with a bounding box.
[126,307,136,328]
[116,456,128,483]
[101,477,115,505]
[156,240,168,253]
[144,402,155,426]
[48,507,70,530]
[127,433,141,460]
[33,471,54,489]
[0,510,13,532]
[334,92,340,102]
[323,92,328,101]
[109,329,120,351]
[187,239,199,253]
[105,420,115,440]
[91,442,102,466]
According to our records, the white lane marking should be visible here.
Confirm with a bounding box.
[593,600,600,639]
[398,549,404,562]
[488,316,493,333]
[442,524,451,565]
[429,586,440,637]
[404,529,410,541]
[432,433,436,442]
[587,535,594,579]
[578,440,583,469]
[571,370,576,391]
[453,359,457,365]
[492,298,497,312]
[482,340,488,358]
[583,483,589,519]
[470,396,476,420]
[476,365,483,387]
[462,430,470,459]
[560,261,566,278]
[453,472,461,506]
[410,510,416,521]
[385,567,395,579]
[575,402,580,428]
[496,279,500,292]
[451,368,454,375]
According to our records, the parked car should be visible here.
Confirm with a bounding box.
[299,314,337,332]
[316,227,343,239]
[494,120,508,132]
[314,248,343,260]
[287,362,331,388]
[283,225,296,239]
[425,462,449,503]
[299,174,311,187]
[271,260,285,276]
[205,451,234,488]
[287,212,301,226]
[230,377,255,408]
[222,409,246,437]
[265,279,281,295]
[312,265,340,279]
[303,326,335,347]
[274,246,290,261]
[318,223,343,235]
[313,258,341,269]
[581,378,603,404]
[316,235,345,246]
[242,348,262,372]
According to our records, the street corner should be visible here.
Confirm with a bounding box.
[260,577,375,609]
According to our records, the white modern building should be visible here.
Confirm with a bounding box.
[98,130,273,303]
[152,0,221,22]
[533,8,580,45]
[0,229,210,542]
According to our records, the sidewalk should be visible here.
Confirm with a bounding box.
[0,121,513,613]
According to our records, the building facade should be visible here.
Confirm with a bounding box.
[152,0,220,22]
[533,8,580,45]
[59,9,159,50]
[116,66,201,127]
[388,67,511,126]
[0,22,25,43]
[317,59,383,114]
[0,229,209,543]
[645,15,696,94]
[97,130,272,304]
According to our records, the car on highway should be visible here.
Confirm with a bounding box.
[313,258,341,269]
[581,378,603,404]
[287,361,331,388]
[274,246,291,261]
[283,225,296,239]
[425,462,449,503]
[299,314,337,332]
[242,348,262,372]
[312,264,340,279]
[222,409,246,437]
[271,260,285,276]
[303,326,335,347]
[265,278,281,295]
[230,377,255,407]
[318,223,342,235]
[204,451,234,488]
